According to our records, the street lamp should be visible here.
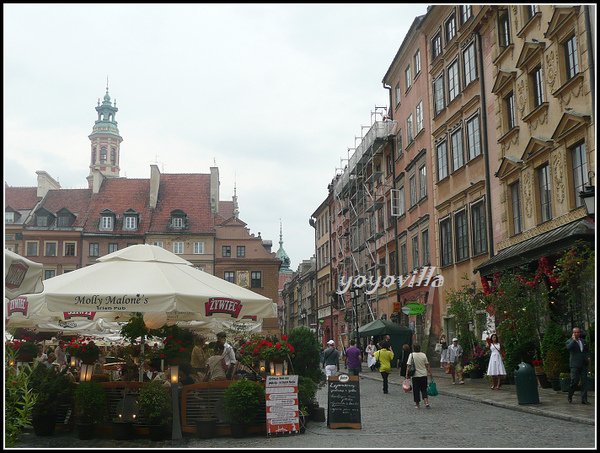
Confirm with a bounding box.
[579,171,595,217]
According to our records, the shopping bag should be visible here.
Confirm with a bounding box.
[374,359,381,369]
[427,379,438,396]
[402,378,412,393]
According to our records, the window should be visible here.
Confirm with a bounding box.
[57,215,71,227]
[389,251,397,276]
[108,243,118,254]
[409,175,417,207]
[419,165,427,199]
[395,83,401,106]
[414,49,421,75]
[437,141,449,181]
[89,243,100,257]
[172,242,184,254]
[466,115,481,160]
[224,271,235,283]
[463,42,477,86]
[460,5,472,25]
[222,245,231,257]
[471,200,488,255]
[448,60,460,102]
[396,133,403,155]
[498,10,511,48]
[251,271,262,288]
[440,218,453,266]
[110,148,116,165]
[411,235,420,269]
[391,187,405,216]
[36,215,49,227]
[5,211,15,224]
[64,242,76,257]
[237,246,246,257]
[124,216,137,230]
[571,142,588,208]
[422,230,430,265]
[193,242,205,254]
[538,164,552,222]
[564,35,579,80]
[44,270,56,280]
[505,91,516,130]
[100,146,107,164]
[450,128,464,171]
[454,209,469,261]
[152,241,164,248]
[432,33,442,59]
[405,66,412,90]
[445,13,456,43]
[171,217,184,229]
[433,74,445,115]
[527,5,539,19]
[45,242,57,257]
[510,182,522,235]
[407,114,414,143]
[386,152,393,177]
[26,241,39,257]
[531,65,544,108]
[400,242,408,275]
[416,101,424,132]
[100,215,113,231]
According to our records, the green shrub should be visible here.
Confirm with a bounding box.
[288,327,324,383]
[541,321,569,379]
[223,378,265,425]
[5,362,37,447]
[138,380,171,425]
[75,381,107,424]
[297,376,318,411]
[28,363,74,419]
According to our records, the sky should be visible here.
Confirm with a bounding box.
[4,3,428,270]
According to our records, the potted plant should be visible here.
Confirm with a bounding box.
[137,380,171,441]
[28,363,74,436]
[541,322,569,391]
[66,337,101,365]
[7,339,39,363]
[288,327,324,383]
[74,381,108,439]
[223,378,265,438]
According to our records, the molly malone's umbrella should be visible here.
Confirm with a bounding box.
[25,244,275,321]
[4,250,44,300]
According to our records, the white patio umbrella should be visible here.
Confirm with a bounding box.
[4,250,44,300]
[24,244,275,321]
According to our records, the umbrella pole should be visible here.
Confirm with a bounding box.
[138,336,145,383]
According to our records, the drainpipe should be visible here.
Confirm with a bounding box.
[475,31,494,258]
[584,6,595,118]
[383,82,402,310]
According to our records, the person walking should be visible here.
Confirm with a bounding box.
[322,340,340,378]
[399,344,411,377]
[406,343,432,409]
[566,326,590,404]
[344,339,362,376]
[447,337,464,384]
[373,342,394,394]
[486,333,506,390]
[439,334,448,369]
[365,339,377,371]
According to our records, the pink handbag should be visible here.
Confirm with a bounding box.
[402,378,412,393]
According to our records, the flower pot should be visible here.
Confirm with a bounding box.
[230,423,247,438]
[32,414,56,436]
[76,422,96,440]
[112,421,134,440]
[550,378,561,391]
[196,419,218,439]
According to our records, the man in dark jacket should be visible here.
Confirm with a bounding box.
[566,326,590,404]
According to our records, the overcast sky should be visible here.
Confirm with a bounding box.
[4,3,427,270]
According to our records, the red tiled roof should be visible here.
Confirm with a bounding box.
[37,189,92,227]
[215,201,234,224]
[84,178,152,234]
[148,173,214,233]
[5,187,40,210]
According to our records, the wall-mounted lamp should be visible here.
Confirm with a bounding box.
[70,356,77,368]
[170,365,179,384]
[259,360,266,375]
[79,364,94,382]
[579,171,595,217]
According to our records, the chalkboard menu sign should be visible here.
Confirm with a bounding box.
[327,374,361,429]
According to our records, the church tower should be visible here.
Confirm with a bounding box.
[87,82,122,189]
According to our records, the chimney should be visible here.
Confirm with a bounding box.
[262,240,273,253]
[36,171,61,198]
[150,164,161,209]
[210,167,220,214]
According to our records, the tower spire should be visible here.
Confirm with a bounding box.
[232,176,239,219]
[276,219,291,272]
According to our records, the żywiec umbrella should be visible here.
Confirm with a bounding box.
[25,244,275,320]
[4,250,44,300]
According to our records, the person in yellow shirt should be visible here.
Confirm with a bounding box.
[374,342,394,394]
[190,334,209,381]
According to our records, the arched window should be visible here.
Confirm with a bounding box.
[100,147,107,163]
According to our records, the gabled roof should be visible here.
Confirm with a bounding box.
[495,155,524,179]
[515,41,546,69]
[544,7,578,40]
[84,178,152,233]
[148,173,213,233]
[520,137,554,162]
[491,70,517,94]
[5,187,40,210]
[551,112,591,142]
[32,189,92,227]
[217,201,235,223]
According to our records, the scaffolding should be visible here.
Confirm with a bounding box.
[332,106,397,337]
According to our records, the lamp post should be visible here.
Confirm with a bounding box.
[579,171,595,217]
[170,365,182,440]
[350,286,360,344]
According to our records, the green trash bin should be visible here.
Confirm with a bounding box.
[514,362,540,405]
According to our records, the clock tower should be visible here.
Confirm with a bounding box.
[87,83,122,188]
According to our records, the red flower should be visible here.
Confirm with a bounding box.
[275,343,281,349]
[281,335,287,341]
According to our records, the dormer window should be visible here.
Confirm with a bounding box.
[169,210,188,230]
[123,209,139,231]
[57,208,74,228]
[34,208,54,228]
[5,211,15,224]
[99,209,115,231]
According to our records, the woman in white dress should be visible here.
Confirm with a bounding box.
[365,339,377,371]
[486,333,506,390]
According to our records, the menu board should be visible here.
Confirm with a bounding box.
[327,374,361,429]
[266,375,300,436]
